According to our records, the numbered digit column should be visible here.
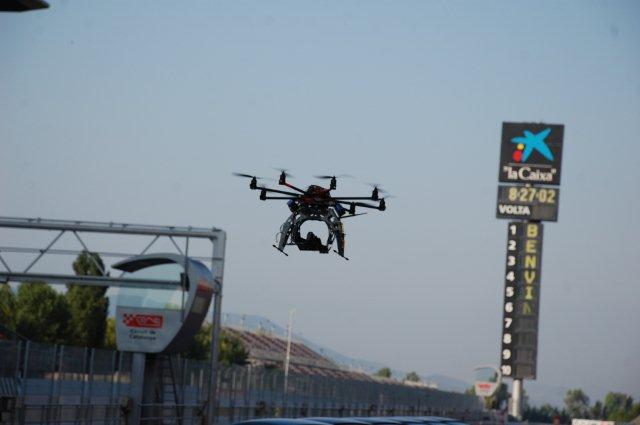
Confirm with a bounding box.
[500,222,523,377]
[500,221,544,380]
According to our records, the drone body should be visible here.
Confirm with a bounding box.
[234,171,387,260]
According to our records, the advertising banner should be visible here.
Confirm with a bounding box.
[499,122,564,185]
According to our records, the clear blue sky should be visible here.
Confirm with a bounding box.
[1,0,639,406]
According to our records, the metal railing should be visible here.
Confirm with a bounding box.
[0,340,483,424]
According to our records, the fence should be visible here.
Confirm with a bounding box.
[0,340,483,424]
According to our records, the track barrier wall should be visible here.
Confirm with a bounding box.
[0,340,484,424]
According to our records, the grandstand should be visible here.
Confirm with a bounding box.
[224,326,374,381]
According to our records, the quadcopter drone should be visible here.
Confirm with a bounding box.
[234,170,388,260]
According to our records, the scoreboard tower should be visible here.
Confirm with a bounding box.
[496,122,564,419]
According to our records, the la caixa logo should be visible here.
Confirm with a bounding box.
[499,122,564,186]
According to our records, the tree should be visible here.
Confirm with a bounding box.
[490,383,510,410]
[522,387,530,411]
[629,403,640,421]
[590,400,604,419]
[465,382,510,410]
[184,323,248,365]
[0,284,16,329]
[564,388,590,418]
[375,367,392,378]
[13,282,70,344]
[65,251,109,347]
[524,403,568,424]
[404,371,420,382]
[524,403,558,423]
[104,317,116,349]
[603,392,636,422]
[219,330,249,365]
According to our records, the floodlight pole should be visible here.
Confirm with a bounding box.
[282,308,296,414]
[207,232,227,425]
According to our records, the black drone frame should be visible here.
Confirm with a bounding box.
[234,171,389,260]
[235,171,387,214]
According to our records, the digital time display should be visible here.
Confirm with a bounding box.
[496,185,559,222]
[505,186,557,204]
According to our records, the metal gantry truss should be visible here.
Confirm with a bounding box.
[0,216,227,425]
[0,216,222,285]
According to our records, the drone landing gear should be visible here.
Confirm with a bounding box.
[333,250,349,261]
[272,245,289,256]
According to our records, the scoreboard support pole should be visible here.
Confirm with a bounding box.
[511,378,523,420]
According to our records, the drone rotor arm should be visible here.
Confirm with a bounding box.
[258,187,301,196]
[332,196,378,201]
[336,200,380,209]
[340,213,368,219]
[281,182,306,194]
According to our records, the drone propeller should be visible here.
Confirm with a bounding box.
[314,174,353,190]
[365,182,389,200]
[232,172,265,179]
[314,174,354,179]
[365,182,388,193]
[233,172,267,190]
[272,168,295,178]
[273,168,306,192]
